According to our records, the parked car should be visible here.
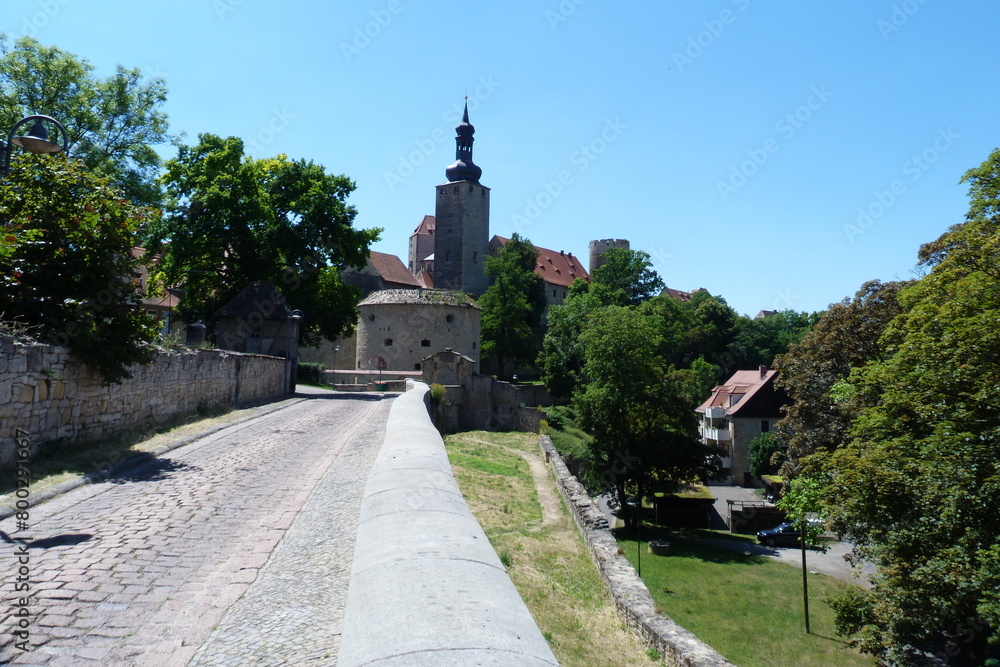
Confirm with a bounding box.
[756,520,823,547]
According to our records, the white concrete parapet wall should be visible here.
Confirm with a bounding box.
[339,380,559,666]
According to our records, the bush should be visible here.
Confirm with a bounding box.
[297,362,325,385]
[0,154,158,384]
[429,382,450,407]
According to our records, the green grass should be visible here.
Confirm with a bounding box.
[617,529,874,667]
[541,405,592,461]
[445,431,656,666]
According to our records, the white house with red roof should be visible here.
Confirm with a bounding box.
[695,366,787,487]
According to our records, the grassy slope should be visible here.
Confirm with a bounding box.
[445,431,656,666]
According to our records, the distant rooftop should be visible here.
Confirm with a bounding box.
[358,288,479,308]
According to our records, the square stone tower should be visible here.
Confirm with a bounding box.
[433,101,490,298]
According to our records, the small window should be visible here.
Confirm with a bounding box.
[421,339,431,347]
[761,420,770,433]
[453,186,459,194]
[368,314,375,321]
[472,341,477,349]
[472,251,478,264]
[384,338,393,347]
[414,363,422,370]
[446,314,456,324]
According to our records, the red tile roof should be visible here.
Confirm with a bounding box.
[415,269,434,288]
[491,235,590,288]
[411,215,435,235]
[662,287,708,303]
[369,251,421,288]
[696,368,778,416]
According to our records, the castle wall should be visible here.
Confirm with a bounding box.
[0,334,287,468]
[356,292,480,373]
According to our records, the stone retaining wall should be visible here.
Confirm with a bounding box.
[0,334,287,468]
[539,434,735,667]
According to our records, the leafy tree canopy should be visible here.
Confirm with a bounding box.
[748,431,784,479]
[817,148,1000,666]
[0,154,158,383]
[573,305,720,516]
[0,35,172,206]
[479,233,546,379]
[590,248,664,306]
[146,134,380,346]
[772,279,910,479]
[538,278,601,397]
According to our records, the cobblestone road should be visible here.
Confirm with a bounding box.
[0,390,393,666]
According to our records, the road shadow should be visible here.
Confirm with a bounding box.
[0,530,93,549]
[293,390,394,401]
[105,454,198,484]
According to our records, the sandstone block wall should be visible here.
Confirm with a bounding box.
[539,434,735,667]
[0,334,287,468]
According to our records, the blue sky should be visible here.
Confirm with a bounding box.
[4,0,999,316]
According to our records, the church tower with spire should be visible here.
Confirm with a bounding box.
[434,100,490,297]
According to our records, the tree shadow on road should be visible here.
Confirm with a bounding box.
[294,390,394,401]
[105,454,198,484]
[0,530,93,549]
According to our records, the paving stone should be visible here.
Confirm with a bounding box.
[0,392,391,665]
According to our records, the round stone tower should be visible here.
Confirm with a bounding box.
[589,239,630,274]
[356,289,481,373]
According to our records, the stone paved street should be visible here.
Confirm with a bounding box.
[0,389,393,666]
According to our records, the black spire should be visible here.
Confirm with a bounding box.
[445,99,482,183]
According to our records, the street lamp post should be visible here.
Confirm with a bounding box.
[0,115,71,176]
[333,344,341,385]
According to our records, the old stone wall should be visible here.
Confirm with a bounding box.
[539,434,735,667]
[0,334,287,468]
[356,289,481,373]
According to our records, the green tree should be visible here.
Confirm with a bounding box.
[729,310,818,371]
[479,233,546,379]
[0,154,158,383]
[537,278,600,397]
[0,35,172,206]
[772,279,910,479]
[748,431,784,479]
[681,291,739,369]
[819,148,1000,665]
[573,306,718,517]
[590,248,664,306]
[146,134,380,345]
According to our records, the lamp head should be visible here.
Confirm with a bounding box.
[12,120,64,154]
